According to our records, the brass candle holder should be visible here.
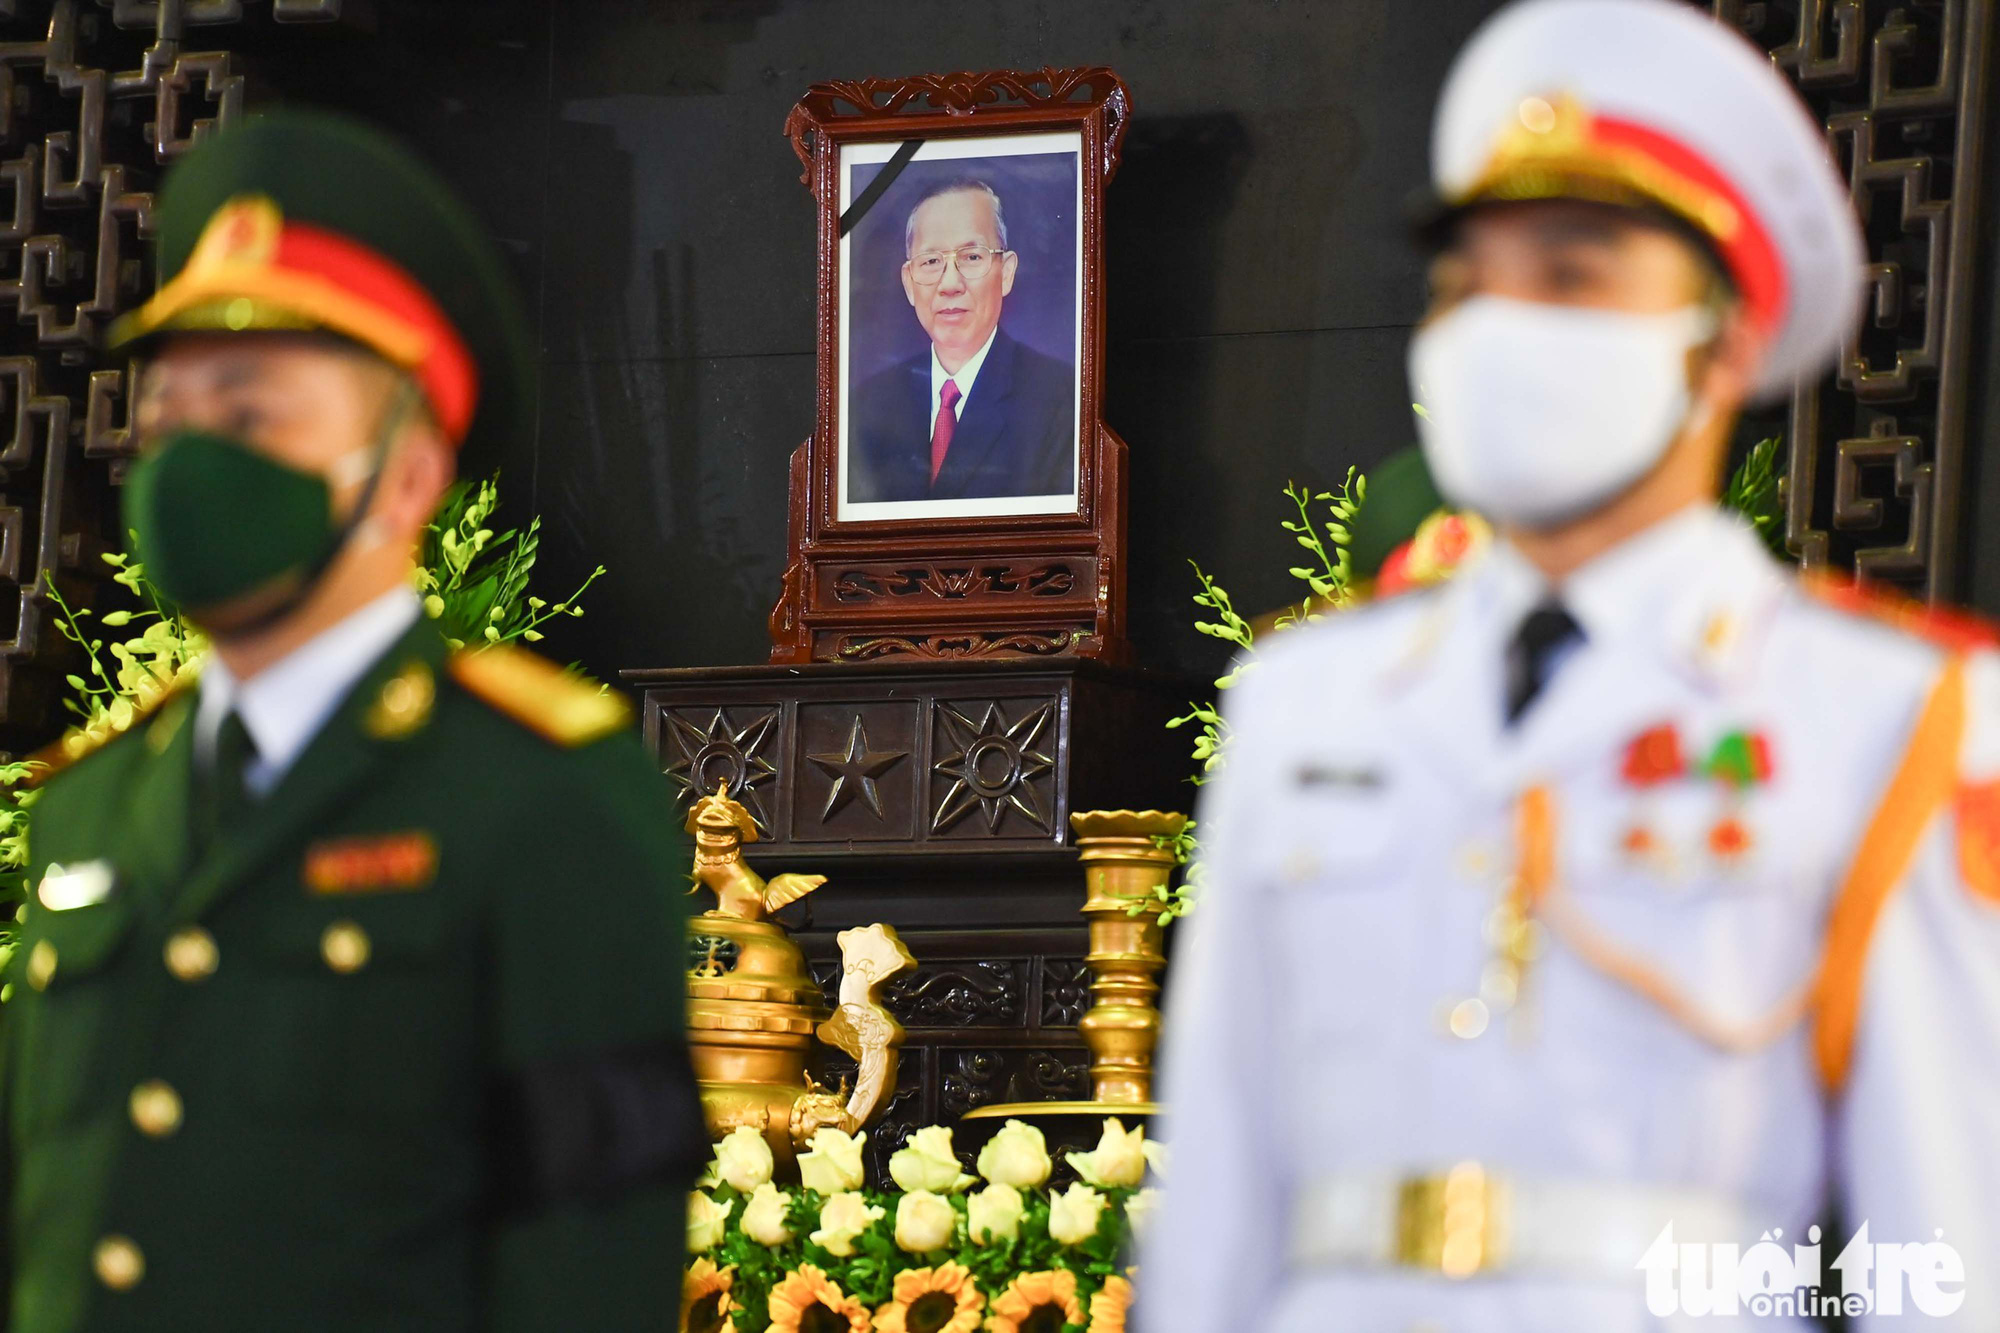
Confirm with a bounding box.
[962,809,1184,1122]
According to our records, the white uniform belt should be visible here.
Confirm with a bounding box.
[1290,1166,1757,1278]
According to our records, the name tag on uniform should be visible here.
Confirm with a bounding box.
[37,860,116,910]
[1296,763,1386,791]
[303,831,438,896]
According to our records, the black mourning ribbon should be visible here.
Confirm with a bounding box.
[1504,600,1585,726]
[838,138,925,237]
[485,1038,708,1218]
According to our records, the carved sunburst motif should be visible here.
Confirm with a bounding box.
[661,708,781,834]
[930,700,1056,835]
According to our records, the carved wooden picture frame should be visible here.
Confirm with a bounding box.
[771,68,1132,666]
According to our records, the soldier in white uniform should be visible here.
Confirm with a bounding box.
[1140,2,2000,1330]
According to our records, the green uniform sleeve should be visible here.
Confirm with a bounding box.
[482,733,704,1333]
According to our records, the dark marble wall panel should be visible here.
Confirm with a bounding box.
[267,0,1518,682]
[522,0,1509,682]
[9,0,1992,737]
[229,1,554,487]
[1118,324,1419,665]
[535,351,808,670]
[1040,1,1493,338]
[183,0,2000,670]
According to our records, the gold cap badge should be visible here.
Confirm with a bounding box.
[186,194,284,277]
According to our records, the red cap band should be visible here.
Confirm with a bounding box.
[1589,116,1788,337]
[273,223,480,443]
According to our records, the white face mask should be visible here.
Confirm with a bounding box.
[1409,295,1717,529]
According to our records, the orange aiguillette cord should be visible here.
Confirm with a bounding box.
[1516,783,1817,1055]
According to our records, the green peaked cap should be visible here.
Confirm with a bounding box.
[112,107,533,465]
[1347,446,1447,579]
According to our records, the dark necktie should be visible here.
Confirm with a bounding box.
[196,711,259,855]
[930,379,962,484]
[1505,601,1583,726]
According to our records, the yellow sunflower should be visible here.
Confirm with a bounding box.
[874,1262,984,1333]
[985,1269,1081,1333]
[681,1258,737,1333]
[767,1264,874,1333]
[1086,1275,1132,1333]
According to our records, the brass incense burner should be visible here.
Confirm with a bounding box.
[684,783,916,1166]
[964,808,1182,1121]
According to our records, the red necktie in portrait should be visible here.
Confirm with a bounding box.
[931,379,962,485]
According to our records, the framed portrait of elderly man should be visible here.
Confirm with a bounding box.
[772,69,1132,665]
[840,139,1081,519]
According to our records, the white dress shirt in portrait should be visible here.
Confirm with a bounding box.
[929,326,997,430]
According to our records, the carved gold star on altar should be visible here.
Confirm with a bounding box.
[806,717,906,819]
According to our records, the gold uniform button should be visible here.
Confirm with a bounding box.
[93,1234,144,1291]
[25,938,56,990]
[1446,998,1491,1040]
[128,1080,183,1138]
[163,927,218,983]
[320,920,370,974]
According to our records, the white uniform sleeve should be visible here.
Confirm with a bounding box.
[1137,660,1292,1333]
[1838,653,2000,1331]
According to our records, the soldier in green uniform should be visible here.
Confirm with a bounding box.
[2,109,704,1332]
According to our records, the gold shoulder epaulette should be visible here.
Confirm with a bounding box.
[446,644,632,748]
[23,684,192,788]
[1800,570,2000,655]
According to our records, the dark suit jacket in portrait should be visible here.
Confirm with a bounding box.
[846,328,1077,504]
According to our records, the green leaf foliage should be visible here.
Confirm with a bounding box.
[1157,470,1365,920]
[416,475,604,650]
[1721,436,1788,558]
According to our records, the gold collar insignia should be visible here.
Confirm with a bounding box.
[364,660,435,740]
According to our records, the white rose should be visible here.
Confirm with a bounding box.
[1048,1181,1108,1247]
[714,1125,776,1192]
[889,1126,978,1194]
[1142,1139,1169,1180]
[1123,1186,1163,1239]
[893,1189,958,1254]
[967,1182,1025,1245]
[686,1189,732,1253]
[810,1190,885,1258]
[1067,1118,1149,1189]
[740,1181,794,1246]
[694,1154,721,1191]
[975,1119,1052,1189]
[797,1127,868,1194]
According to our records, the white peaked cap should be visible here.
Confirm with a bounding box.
[1430,0,1865,398]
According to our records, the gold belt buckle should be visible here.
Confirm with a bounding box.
[1394,1163,1509,1277]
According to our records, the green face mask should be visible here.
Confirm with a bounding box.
[121,378,418,623]
[122,431,382,621]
